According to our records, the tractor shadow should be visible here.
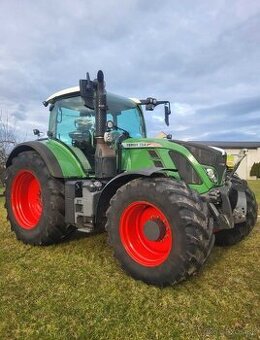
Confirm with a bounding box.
[60,228,104,243]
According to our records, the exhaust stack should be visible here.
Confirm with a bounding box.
[79,70,116,179]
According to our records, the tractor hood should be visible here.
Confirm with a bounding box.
[122,138,226,164]
[121,138,227,191]
[170,140,227,167]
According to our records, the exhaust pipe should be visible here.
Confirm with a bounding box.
[95,70,107,138]
[80,70,116,179]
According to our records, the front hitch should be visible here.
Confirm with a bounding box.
[203,179,247,230]
[206,185,234,230]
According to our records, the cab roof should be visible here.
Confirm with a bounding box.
[45,86,141,106]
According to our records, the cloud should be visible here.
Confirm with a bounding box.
[173,103,196,116]
[0,0,259,142]
[196,96,260,118]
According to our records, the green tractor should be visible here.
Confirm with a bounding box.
[4,70,258,286]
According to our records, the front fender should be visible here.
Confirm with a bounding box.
[95,168,172,225]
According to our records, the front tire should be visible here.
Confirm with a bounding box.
[215,176,258,246]
[106,177,214,286]
[5,151,73,245]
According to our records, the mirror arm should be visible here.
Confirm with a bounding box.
[139,98,172,126]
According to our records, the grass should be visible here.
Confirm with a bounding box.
[0,181,259,339]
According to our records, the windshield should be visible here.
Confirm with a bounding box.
[49,94,146,145]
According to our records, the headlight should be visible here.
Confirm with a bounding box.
[205,167,218,183]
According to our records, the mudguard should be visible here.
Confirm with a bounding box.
[6,140,86,178]
[95,168,175,224]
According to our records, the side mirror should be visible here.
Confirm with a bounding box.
[79,72,95,110]
[164,103,171,126]
[33,129,40,136]
[139,98,172,126]
[33,129,44,138]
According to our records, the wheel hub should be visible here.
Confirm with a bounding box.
[11,170,43,229]
[120,201,172,267]
[143,219,166,241]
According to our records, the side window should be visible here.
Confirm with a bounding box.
[56,108,80,145]
[117,109,143,138]
[107,113,113,123]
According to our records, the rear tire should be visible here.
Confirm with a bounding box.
[5,151,73,245]
[215,176,258,246]
[106,177,214,286]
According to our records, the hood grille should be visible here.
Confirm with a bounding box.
[171,140,227,183]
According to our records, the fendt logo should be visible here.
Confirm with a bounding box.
[122,142,162,148]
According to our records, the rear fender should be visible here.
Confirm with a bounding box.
[6,140,86,178]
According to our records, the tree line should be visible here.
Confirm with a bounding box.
[250,162,260,178]
[0,113,17,185]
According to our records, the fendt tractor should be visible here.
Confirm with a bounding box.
[4,71,258,286]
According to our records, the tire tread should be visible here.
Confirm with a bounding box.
[106,177,214,286]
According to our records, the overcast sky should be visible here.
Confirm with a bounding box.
[0,0,259,141]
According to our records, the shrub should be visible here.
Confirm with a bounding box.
[250,162,260,178]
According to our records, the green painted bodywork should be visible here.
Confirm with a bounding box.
[41,139,86,178]
[42,93,222,194]
[42,136,218,194]
[120,138,216,194]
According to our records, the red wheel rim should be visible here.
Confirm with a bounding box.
[11,170,43,229]
[120,201,172,267]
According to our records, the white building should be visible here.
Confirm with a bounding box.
[196,141,260,180]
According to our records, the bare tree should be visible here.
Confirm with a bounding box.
[0,110,17,184]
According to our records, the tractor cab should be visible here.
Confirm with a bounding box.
[46,89,147,142]
[45,88,146,169]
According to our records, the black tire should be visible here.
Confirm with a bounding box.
[5,151,73,245]
[106,177,214,286]
[215,176,258,246]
